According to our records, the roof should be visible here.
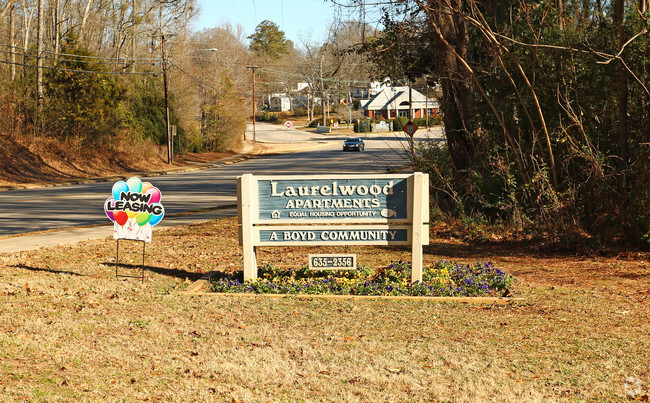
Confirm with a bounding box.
[361,86,439,111]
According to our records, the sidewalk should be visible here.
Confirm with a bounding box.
[0,206,238,254]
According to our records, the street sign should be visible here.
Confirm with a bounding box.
[403,122,418,137]
[333,122,339,129]
[284,121,293,129]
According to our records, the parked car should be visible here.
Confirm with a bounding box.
[343,137,365,152]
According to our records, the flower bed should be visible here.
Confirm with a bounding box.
[209,260,514,297]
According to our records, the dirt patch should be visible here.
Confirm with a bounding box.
[0,134,236,187]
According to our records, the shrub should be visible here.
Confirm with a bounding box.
[256,111,278,122]
[354,119,371,133]
[391,116,409,131]
[309,118,327,128]
[413,116,442,127]
[293,107,308,116]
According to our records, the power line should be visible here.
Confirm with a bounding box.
[258,66,374,85]
[0,43,159,62]
[168,53,250,68]
[169,63,219,92]
[0,59,161,76]
[0,49,159,67]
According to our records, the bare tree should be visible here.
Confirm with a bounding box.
[37,0,43,106]
[178,24,252,150]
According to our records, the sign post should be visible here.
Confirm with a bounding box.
[403,122,418,158]
[284,121,293,143]
[238,173,429,282]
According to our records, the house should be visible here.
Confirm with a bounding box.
[351,81,386,99]
[361,86,439,119]
[269,95,291,112]
[296,82,310,91]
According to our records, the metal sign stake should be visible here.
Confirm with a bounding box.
[115,238,146,282]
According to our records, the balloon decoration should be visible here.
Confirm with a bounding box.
[104,197,116,221]
[113,210,129,226]
[104,177,165,242]
[112,181,129,202]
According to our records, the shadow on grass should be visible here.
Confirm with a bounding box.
[104,262,204,281]
[11,265,86,277]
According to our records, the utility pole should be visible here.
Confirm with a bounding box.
[425,84,429,128]
[247,66,258,143]
[161,34,172,164]
[408,81,414,158]
[348,81,352,129]
[408,80,413,121]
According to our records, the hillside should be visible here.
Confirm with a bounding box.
[0,135,233,188]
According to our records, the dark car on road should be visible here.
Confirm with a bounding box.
[343,137,365,152]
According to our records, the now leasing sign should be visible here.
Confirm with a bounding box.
[238,173,429,282]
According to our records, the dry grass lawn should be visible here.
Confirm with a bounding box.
[1,217,648,402]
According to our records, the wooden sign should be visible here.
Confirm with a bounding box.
[253,175,411,223]
[238,173,429,283]
[253,225,414,246]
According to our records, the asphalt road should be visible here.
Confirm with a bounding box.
[0,122,443,243]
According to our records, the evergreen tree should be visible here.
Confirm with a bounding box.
[248,20,292,60]
[43,39,124,144]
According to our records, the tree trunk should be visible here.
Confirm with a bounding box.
[429,0,476,176]
[21,0,35,75]
[131,0,137,72]
[37,0,44,107]
[615,0,628,167]
[54,0,61,59]
[79,0,93,43]
[319,54,327,126]
[9,3,16,81]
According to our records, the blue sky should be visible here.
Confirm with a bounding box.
[194,0,348,46]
